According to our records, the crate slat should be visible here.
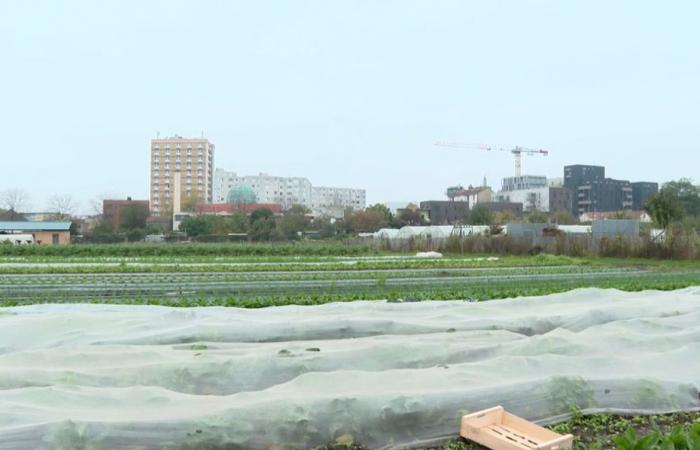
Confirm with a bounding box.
[461,406,573,450]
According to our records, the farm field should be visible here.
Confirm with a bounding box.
[1,249,700,306]
[1,246,700,449]
[318,411,700,450]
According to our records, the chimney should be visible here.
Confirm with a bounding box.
[173,171,182,214]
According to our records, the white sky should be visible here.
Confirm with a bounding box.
[1,1,698,213]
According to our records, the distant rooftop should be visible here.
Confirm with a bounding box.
[0,221,71,232]
[151,134,211,142]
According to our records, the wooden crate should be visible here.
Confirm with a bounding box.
[460,406,574,450]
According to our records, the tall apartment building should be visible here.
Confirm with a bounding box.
[631,182,659,210]
[150,136,214,216]
[564,165,633,216]
[213,169,366,218]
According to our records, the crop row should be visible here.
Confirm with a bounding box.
[0,255,589,275]
[0,242,378,257]
[2,271,697,308]
[0,265,640,286]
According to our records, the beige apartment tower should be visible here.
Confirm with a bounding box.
[150,135,215,216]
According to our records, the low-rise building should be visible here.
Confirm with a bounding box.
[196,203,283,216]
[419,201,470,225]
[103,198,150,231]
[0,221,71,245]
[495,186,572,213]
[452,187,492,209]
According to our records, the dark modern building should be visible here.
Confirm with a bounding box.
[631,182,659,210]
[419,201,524,225]
[564,165,605,191]
[564,165,634,216]
[548,187,573,213]
[419,201,470,225]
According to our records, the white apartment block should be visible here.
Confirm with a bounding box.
[214,169,366,218]
[311,186,366,218]
[495,187,552,212]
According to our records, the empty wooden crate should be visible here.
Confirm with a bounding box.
[460,406,574,450]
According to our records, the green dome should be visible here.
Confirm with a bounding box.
[226,185,257,205]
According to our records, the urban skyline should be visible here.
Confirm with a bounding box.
[2,1,698,213]
[0,131,669,216]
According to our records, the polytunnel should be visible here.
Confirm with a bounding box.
[0,288,699,450]
[418,225,454,240]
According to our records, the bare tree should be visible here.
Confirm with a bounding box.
[1,188,30,212]
[88,192,119,217]
[47,194,77,220]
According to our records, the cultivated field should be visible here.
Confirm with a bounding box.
[2,243,700,307]
[1,243,700,450]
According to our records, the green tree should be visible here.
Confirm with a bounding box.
[249,208,277,241]
[645,191,683,229]
[553,210,577,225]
[208,216,233,235]
[229,212,248,233]
[468,205,494,225]
[278,205,311,240]
[526,211,549,224]
[179,216,210,236]
[181,192,204,213]
[126,228,146,242]
[494,210,517,225]
[249,208,274,223]
[119,204,149,230]
[659,178,700,216]
[90,220,122,243]
[92,220,114,235]
[397,209,426,226]
[145,223,165,235]
[314,217,338,239]
[351,210,386,233]
[365,203,392,228]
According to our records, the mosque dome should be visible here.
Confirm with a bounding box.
[226,185,257,205]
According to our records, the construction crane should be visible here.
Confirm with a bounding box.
[434,142,549,177]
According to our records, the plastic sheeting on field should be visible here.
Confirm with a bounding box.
[0,288,699,450]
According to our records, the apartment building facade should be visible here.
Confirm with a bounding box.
[150,136,214,216]
[214,170,313,209]
[501,175,548,192]
[214,169,366,218]
[564,165,634,216]
[311,185,366,218]
[631,181,659,210]
[495,186,572,213]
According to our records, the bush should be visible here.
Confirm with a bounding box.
[0,242,378,257]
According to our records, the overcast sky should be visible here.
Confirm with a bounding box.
[1,1,698,214]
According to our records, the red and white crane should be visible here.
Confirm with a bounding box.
[434,141,549,177]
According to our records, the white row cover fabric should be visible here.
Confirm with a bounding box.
[0,288,699,449]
